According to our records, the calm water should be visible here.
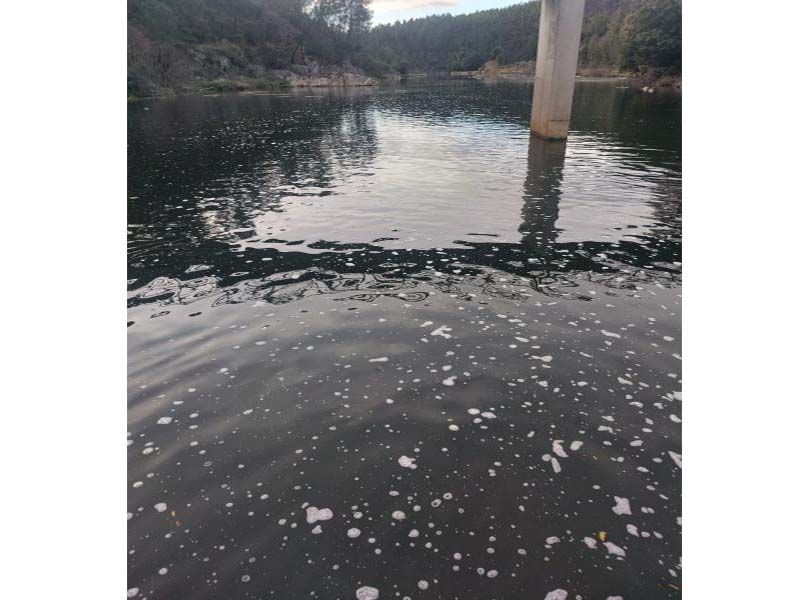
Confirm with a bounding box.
[128,81,681,600]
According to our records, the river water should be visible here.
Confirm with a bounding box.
[128,81,681,599]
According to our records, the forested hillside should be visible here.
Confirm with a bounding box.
[127,0,681,97]
[367,0,681,75]
[128,0,373,95]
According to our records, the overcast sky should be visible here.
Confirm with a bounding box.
[371,0,528,26]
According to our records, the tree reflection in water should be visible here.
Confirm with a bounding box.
[129,117,679,314]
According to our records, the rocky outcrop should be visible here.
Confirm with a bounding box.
[272,64,377,88]
[129,52,378,98]
[452,60,535,82]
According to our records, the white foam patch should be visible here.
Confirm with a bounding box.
[604,541,626,557]
[552,440,568,458]
[545,590,568,600]
[306,506,334,524]
[431,325,453,339]
[612,496,632,515]
[157,417,173,425]
[398,455,417,469]
[569,441,583,451]
[356,586,380,600]
[392,510,406,521]
[369,357,388,363]
[668,451,682,468]
[154,502,167,513]
[347,528,361,538]
[583,537,597,549]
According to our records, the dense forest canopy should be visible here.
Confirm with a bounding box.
[128,0,373,93]
[127,0,681,95]
[367,0,681,74]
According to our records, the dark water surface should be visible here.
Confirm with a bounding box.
[128,81,681,600]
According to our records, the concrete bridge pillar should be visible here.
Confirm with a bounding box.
[530,0,586,139]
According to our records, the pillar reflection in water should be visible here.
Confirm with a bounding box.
[519,135,567,261]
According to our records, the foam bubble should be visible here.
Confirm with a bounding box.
[398,455,417,469]
[306,506,334,524]
[356,586,379,600]
[612,496,632,516]
[604,541,626,557]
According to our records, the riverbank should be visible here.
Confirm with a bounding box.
[453,60,680,90]
[128,64,378,100]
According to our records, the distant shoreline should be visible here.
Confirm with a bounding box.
[452,60,680,91]
[128,70,680,102]
[128,68,379,101]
